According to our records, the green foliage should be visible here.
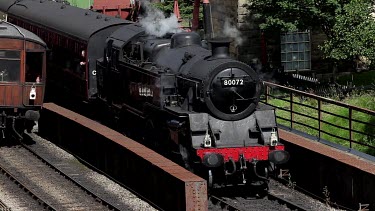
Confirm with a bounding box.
[152,0,201,21]
[248,0,375,63]
[337,70,375,86]
[320,0,375,61]
[248,0,341,34]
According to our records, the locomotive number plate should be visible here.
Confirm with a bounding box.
[221,78,244,87]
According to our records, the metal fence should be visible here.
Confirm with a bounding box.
[261,81,375,153]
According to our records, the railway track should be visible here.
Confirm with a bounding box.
[0,198,11,211]
[208,178,339,211]
[0,160,59,210]
[209,192,308,211]
[20,142,123,211]
[0,142,124,211]
[209,195,246,211]
[21,133,156,211]
[267,192,308,211]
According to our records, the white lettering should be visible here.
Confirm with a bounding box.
[222,78,244,86]
[132,82,154,97]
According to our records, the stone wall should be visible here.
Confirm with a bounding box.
[311,31,330,74]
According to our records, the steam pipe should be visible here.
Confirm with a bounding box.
[173,0,181,22]
[192,0,200,31]
[202,0,214,39]
[252,159,269,181]
[11,117,23,141]
[225,158,236,176]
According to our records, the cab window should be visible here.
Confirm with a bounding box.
[49,46,86,79]
[26,52,43,83]
[0,50,20,82]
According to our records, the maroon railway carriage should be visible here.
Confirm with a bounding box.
[0,0,131,103]
[0,20,46,140]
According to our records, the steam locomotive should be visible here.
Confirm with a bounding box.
[0,20,46,141]
[0,0,289,187]
[97,30,290,186]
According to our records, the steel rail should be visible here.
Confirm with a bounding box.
[0,198,11,211]
[209,195,246,211]
[31,139,165,211]
[0,160,58,211]
[20,142,122,211]
[267,192,308,211]
[274,177,355,211]
[210,193,309,211]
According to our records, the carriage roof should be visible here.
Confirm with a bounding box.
[0,21,46,47]
[0,0,131,42]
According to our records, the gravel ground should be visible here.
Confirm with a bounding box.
[25,132,158,211]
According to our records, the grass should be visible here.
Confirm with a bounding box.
[265,90,375,155]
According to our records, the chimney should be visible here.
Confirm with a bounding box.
[209,39,231,59]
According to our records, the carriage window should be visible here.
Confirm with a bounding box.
[0,50,20,82]
[26,52,43,83]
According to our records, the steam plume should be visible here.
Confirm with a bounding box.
[223,18,243,46]
[139,0,182,37]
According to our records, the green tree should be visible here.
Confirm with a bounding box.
[248,0,375,63]
[152,0,197,21]
[322,1,375,61]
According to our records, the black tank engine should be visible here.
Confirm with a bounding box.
[97,25,289,186]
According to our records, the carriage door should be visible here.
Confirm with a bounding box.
[24,51,44,105]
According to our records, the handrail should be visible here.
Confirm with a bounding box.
[264,81,375,115]
[262,81,375,153]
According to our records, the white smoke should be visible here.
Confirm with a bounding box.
[223,18,244,46]
[139,0,182,37]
